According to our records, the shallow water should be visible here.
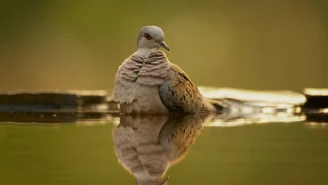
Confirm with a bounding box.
[0,113,327,185]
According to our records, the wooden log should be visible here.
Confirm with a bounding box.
[0,90,108,112]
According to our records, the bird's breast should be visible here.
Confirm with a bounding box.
[119,52,171,86]
[114,51,171,113]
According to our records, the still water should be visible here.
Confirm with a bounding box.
[0,112,327,185]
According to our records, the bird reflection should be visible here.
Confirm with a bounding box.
[112,113,214,185]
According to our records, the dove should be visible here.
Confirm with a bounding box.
[113,25,221,114]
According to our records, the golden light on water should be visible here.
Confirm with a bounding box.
[320,108,328,113]
[304,88,328,96]
[198,87,306,105]
[305,122,328,129]
[204,112,306,127]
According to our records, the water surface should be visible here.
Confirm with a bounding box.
[0,113,327,185]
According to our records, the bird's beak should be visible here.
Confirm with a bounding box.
[158,41,170,51]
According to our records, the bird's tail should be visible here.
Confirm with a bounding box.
[202,98,229,113]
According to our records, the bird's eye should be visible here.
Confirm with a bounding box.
[144,33,152,40]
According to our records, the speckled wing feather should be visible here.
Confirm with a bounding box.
[159,64,203,113]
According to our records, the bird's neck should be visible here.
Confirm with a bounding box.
[136,47,159,57]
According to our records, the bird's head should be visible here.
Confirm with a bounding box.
[137,26,170,51]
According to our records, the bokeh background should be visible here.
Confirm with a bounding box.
[0,0,327,92]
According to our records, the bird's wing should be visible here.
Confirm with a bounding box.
[159,63,203,113]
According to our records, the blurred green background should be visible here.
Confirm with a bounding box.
[0,0,327,92]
